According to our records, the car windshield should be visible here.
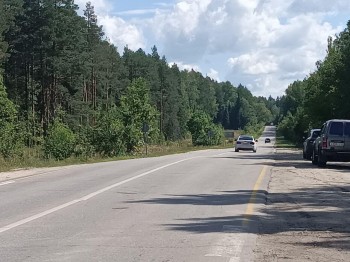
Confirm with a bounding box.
[239,136,253,141]
[329,122,344,136]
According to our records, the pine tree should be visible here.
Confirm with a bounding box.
[0,0,23,68]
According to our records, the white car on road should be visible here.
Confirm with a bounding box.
[235,135,258,153]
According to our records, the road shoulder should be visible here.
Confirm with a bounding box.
[254,148,350,261]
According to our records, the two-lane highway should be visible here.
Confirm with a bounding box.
[0,127,276,262]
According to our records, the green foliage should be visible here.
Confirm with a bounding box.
[244,123,265,139]
[255,102,273,124]
[92,108,125,156]
[0,76,23,158]
[188,111,224,146]
[0,0,22,66]
[74,126,95,158]
[278,22,350,145]
[0,122,24,158]
[278,108,309,144]
[44,121,76,160]
[0,76,17,122]
[120,78,160,152]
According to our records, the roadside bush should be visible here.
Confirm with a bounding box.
[278,108,309,144]
[0,122,24,158]
[188,111,224,146]
[44,121,76,160]
[74,126,95,159]
[120,78,160,153]
[0,76,24,158]
[92,108,126,156]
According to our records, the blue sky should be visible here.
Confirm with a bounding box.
[113,0,175,14]
[75,0,350,98]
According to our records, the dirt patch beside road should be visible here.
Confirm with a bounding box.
[254,148,350,261]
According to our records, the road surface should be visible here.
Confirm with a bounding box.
[0,127,276,262]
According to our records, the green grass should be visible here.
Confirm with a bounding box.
[275,136,301,149]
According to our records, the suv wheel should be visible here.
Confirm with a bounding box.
[307,152,313,160]
[317,149,327,167]
[312,149,318,165]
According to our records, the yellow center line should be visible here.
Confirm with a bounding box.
[243,166,267,226]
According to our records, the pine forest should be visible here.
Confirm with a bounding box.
[0,1,281,163]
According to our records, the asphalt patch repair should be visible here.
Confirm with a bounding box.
[254,149,350,262]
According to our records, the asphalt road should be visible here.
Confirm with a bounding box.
[0,127,276,262]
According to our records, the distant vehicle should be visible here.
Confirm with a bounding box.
[303,128,321,160]
[265,138,271,143]
[312,119,350,167]
[235,135,258,153]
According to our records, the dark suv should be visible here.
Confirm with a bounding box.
[303,129,321,160]
[312,119,350,167]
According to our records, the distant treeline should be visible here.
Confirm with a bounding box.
[0,1,279,160]
[277,21,350,143]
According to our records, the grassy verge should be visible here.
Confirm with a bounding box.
[275,136,301,149]
[0,141,234,173]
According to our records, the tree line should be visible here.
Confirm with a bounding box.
[0,0,278,160]
[277,21,350,143]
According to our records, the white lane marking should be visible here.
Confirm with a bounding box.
[0,157,199,234]
[0,181,15,186]
[205,164,266,261]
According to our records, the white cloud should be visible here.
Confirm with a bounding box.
[76,0,350,97]
[99,16,145,51]
[116,9,159,16]
[75,0,146,51]
[207,69,220,82]
[228,53,278,75]
[170,61,200,72]
[226,8,341,97]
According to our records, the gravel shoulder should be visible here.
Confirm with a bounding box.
[0,167,66,182]
[254,148,350,261]
[0,164,88,183]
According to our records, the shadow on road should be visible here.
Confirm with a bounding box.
[220,151,350,173]
[129,184,350,250]
[127,190,267,207]
[127,149,350,251]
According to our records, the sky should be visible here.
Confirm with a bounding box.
[74,0,350,98]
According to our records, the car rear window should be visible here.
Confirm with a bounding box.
[329,122,344,136]
[312,130,320,138]
[239,136,253,141]
[345,123,350,136]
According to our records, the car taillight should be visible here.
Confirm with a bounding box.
[322,137,328,149]
[250,142,255,145]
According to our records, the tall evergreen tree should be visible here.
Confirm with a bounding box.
[0,0,23,69]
